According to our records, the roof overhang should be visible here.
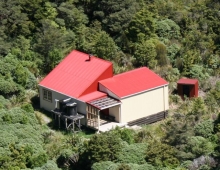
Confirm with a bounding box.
[87,96,121,110]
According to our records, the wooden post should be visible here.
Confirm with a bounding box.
[72,120,74,132]
[58,115,60,128]
[98,110,100,132]
[79,119,81,130]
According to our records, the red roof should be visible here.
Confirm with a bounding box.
[39,50,113,99]
[78,91,107,102]
[177,78,198,85]
[99,67,168,98]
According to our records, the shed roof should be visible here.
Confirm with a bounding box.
[177,78,198,85]
[99,67,168,98]
[39,50,112,98]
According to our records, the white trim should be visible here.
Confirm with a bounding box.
[119,105,121,123]
[121,84,169,99]
[163,85,165,112]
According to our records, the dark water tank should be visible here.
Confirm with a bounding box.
[66,102,77,116]
[59,98,71,112]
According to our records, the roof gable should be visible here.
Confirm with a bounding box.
[39,50,113,98]
[99,67,168,98]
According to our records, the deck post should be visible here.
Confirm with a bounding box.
[58,115,60,128]
[98,110,100,132]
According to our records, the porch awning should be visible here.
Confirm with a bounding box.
[87,96,121,110]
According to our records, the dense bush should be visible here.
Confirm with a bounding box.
[84,131,122,165]
[116,143,147,164]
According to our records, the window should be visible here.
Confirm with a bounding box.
[43,89,52,102]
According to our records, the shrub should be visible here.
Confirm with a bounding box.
[194,120,214,138]
[85,131,122,164]
[116,143,147,164]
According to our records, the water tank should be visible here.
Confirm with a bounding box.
[59,98,71,112]
[66,102,77,116]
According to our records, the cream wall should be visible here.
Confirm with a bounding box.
[39,86,87,113]
[109,105,120,122]
[120,86,169,123]
[39,86,87,124]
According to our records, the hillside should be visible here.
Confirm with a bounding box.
[0,0,220,169]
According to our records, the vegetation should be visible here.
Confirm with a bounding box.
[1,0,220,169]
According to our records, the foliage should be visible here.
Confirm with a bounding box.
[33,160,61,170]
[126,8,156,42]
[116,143,147,164]
[92,161,157,170]
[134,38,158,68]
[84,131,122,165]
[145,140,179,168]
[134,128,153,143]
[194,120,214,138]
[91,161,118,170]
[112,127,135,144]
[156,19,181,40]
[189,65,210,82]
[186,136,215,157]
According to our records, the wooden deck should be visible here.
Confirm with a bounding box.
[87,118,111,129]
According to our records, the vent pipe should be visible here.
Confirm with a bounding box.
[89,54,92,61]
[55,99,59,109]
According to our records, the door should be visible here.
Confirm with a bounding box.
[183,85,190,98]
[100,108,109,119]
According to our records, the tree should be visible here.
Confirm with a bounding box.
[155,19,181,40]
[84,132,122,165]
[194,120,214,138]
[34,19,66,73]
[126,8,156,42]
[134,38,158,68]
[145,140,179,168]
[155,42,168,66]
[116,143,147,164]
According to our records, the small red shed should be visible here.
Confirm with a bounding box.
[177,78,198,99]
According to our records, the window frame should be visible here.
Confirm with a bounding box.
[43,89,52,102]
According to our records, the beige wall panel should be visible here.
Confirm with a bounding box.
[39,86,87,114]
[120,87,168,123]
[109,106,120,122]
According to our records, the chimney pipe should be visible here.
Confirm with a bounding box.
[89,54,92,61]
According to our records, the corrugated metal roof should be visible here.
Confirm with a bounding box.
[99,67,168,98]
[78,91,107,102]
[39,50,112,98]
[177,78,198,85]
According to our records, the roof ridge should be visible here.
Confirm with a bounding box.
[73,50,113,66]
[113,67,147,77]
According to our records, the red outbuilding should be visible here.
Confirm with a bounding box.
[177,78,198,99]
